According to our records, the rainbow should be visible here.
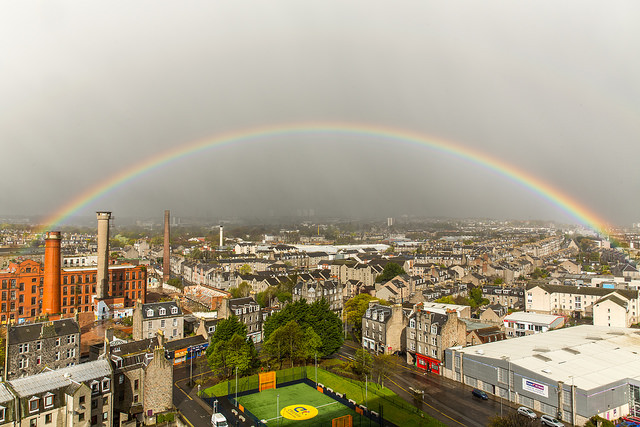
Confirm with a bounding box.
[40,122,611,234]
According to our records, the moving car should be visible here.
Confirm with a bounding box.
[517,406,537,419]
[471,388,488,400]
[540,414,564,426]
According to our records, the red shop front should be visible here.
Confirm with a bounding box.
[416,353,441,374]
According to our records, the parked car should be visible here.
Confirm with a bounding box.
[540,414,564,426]
[471,389,488,400]
[517,406,537,419]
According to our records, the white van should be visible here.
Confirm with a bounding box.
[211,413,228,427]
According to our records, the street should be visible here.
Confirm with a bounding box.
[335,341,518,427]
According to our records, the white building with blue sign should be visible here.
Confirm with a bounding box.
[443,325,640,425]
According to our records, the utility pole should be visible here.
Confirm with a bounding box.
[235,366,238,404]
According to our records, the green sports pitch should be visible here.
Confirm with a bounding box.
[237,383,373,426]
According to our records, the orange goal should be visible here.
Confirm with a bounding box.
[258,371,276,391]
[332,415,353,427]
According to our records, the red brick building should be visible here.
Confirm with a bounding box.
[0,259,146,324]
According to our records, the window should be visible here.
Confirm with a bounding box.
[103,412,108,421]
[44,393,54,408]
[102,396,108,405]
[431,325,438,335]
[102,379,110,392]
[160,319,165,328]
[36,356,41,365]
[55,338,60,346]
[78,413,84,421]
[133,394,139,403]
[173,329,177,336]
[91,381,99,394]
[79,395,85,405]
[67,348,76,358]
[146,309,154,317]
[67,335,76,344]
[173,318,178,327]
[134,379,139,390]
[30,419,37,427]
[119,374,124,384]
[0,407,5,422]
[55,352,60,361]
[18,358,28,369]
[29,397,39,413]
[91,399,97,409]
[159,308,166,316]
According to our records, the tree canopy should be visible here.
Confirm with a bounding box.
[229,282,252,298]
[263,299,343,356]
[375,262,406,283]
[205,316,258,377]
[344,294,389,338]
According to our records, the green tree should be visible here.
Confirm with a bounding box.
[469,286,489,308]
[229,282,252,298]
[371,354,395,388]
[375,262,406,283]
[301,326,322,362]
[434,296,456,304]
[167,278,183,289]
[238,264,252,275]
[206,316,247,350]
[263,299,343,356]
[207,333,255,377]
[493,277,504,285]
[150,236,163,245]
[352,348,372,379]
[487,413,536,427]
[344,294,389,339]
[584,415,615,427]
[187,248,204,260]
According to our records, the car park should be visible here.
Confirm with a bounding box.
[471,388,488,400]
[517,406,537,419]
[540,414,564,426]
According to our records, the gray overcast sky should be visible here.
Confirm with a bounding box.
[1,1,639,226]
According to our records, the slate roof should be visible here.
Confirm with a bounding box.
[9,360,112,397]
[8,319,80,345]
[164,335,207,352]
[0,384,14,404]
[228,297,259,308]
[527,283,637,300]
[141,301,182,319]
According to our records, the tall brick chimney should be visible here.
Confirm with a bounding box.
[96,212,111,300]
[42,231,62,314]
[163,210,170,283]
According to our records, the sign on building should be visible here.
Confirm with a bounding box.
[522,378,549,398]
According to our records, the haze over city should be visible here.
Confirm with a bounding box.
[2,1,639,227]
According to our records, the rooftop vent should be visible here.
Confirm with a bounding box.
[533,347,550,353]
[533,354,552,362]
[586,336,603,341]
[562,347,580,355]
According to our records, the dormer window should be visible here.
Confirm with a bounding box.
[159,308,166,316]
[44,392,54,409]
[0,405,5,422]
[90,381,99,394]
[29,396,39,413]
[171,306,178,315]
[146,309,154,317]
[431,325,438,335]
[102,378,110,392]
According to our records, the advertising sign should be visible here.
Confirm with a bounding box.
[522,378,548,398]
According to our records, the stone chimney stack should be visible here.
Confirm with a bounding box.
[163,210,170,283]
[43,231,62,315]
[96,212,112,300]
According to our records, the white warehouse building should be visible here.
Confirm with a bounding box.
[443,325,640,425]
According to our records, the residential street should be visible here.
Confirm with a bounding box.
[336,341,519,427]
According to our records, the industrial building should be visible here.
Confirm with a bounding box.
[443,325,640,425]
[0,213,146,324]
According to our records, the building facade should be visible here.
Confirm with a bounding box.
[362,303,407,355]
[292,279,343,314]
[132,301,184,341]
[5,318,81,380]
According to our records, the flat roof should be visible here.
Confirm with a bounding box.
[456,325,640,391]
[503,311,563,325]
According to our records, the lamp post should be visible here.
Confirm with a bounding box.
[277,393,280,427]
[235,366,238,404]
[315,352,318,387]
[568,375,575,427]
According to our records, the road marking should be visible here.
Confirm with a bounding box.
[175,382,193,401]
[384,375,466,427]
[180,413,196,427]
[335,352,467,427]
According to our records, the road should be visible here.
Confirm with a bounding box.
[171,343,521,427]
[336,341,519,427]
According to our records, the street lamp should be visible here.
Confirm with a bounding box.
[235,366,238,404]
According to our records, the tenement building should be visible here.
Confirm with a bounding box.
[5,318,80,380]
[362,303,408,355]
[132,300,184,341]
[219,297,262,343]
[7,359,113,426]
